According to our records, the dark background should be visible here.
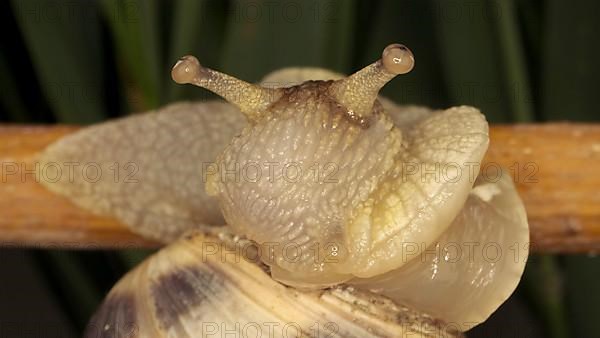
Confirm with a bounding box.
[1,0,599,337]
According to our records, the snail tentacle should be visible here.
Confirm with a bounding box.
[172,55,283,122]
[328,43,415,119]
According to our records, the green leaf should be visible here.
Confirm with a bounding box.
[360,0,448,108]
[522,255,570,338]
[541,0,600,121]
[118,249,155,268]
[100,0,162,111]
[319,0,356,72]
[495,0,534,122]
[10,0,106,124]
[40,251,102,330]
[167,0,204,102]
[220,0,356,82]
[564,256,600,338]
[432,0,513,122]
[0,52,28,122]
[166,0,228,102]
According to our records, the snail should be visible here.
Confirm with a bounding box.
[38,43,529,337]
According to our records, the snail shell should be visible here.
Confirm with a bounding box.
[39,44,529,332]
[84,231,464,338]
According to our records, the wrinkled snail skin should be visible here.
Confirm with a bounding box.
[38,101,246,242]
[84,232,464,338]
[38,43,530,335]
[184,45,492,285]
[351,170,529,330]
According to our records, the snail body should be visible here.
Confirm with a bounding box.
[39,44,529,336]
[39,100,245,241]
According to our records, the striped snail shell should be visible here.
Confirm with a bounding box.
[39,43,529,336]
[84,231,464,338]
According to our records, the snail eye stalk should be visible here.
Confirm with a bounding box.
[171,55,282,122]
[329,43,415,119]
[171,44,414,123]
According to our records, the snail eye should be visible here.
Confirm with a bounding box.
[381,43,415,75]
[171,55,202,84]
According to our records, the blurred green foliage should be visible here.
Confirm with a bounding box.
[1,0,599,337]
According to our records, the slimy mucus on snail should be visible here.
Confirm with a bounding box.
[38,43,529,337]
